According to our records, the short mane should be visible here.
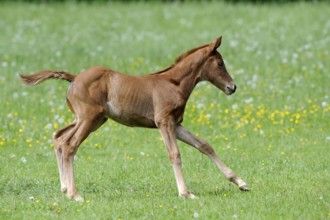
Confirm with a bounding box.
[174,44,209,64]
[152,44,209,75]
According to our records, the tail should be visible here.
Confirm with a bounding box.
[19,70,75,86]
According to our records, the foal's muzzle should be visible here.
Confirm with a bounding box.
[225,84,237,95]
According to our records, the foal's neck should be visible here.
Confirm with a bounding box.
[164,53,205,100]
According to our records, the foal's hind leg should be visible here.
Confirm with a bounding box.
[60,120,92,201]
[176,125,249,191]
[61,112,107,201]
[53,122,77,193]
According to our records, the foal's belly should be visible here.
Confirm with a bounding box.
[106,101,157,128]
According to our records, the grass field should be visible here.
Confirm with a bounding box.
[0,1,329,219]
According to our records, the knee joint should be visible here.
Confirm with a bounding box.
[169,152,181,164]
[62,149,75,160]
[62,143,77,159]
[199,142,215,155]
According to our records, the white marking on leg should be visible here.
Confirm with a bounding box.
[159,125,196,199]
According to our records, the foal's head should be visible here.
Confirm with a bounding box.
[202,36,236,95]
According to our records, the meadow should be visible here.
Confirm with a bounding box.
[0,1,329,219]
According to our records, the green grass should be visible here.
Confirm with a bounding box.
[1,1,329,219]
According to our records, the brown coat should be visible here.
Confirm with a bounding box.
[20,36,248,201]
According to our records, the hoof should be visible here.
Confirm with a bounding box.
[239,185,249,192]
[179,192,198,200]
[73,195,84,202]
[61,186,67,193]
[67,194,84,202]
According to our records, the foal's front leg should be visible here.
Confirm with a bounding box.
[157,121,197,199]
[176,125,249,191]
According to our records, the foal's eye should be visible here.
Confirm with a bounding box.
[217,61,224,67]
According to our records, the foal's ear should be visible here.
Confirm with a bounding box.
[210,36,222,51]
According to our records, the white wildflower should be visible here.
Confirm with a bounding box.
[45,123,52,129]
[193,212,199,218]
[244,98,253,104]
[236,69,244,75]
[21,157,27,163]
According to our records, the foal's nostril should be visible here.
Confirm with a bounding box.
[227,84,236,93]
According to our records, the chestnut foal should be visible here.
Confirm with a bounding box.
[20,36,248,202]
